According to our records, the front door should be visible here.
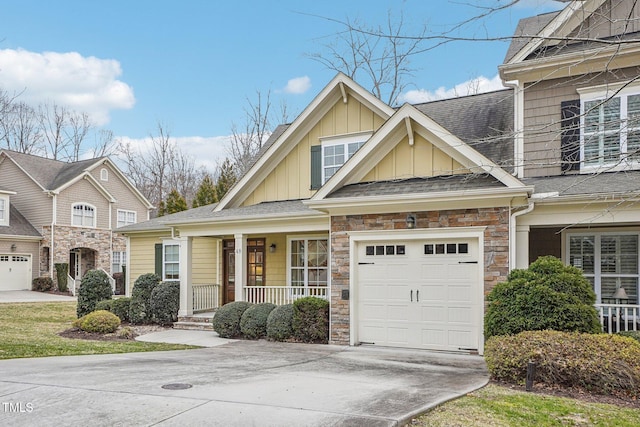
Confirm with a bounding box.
[70,250,80,279]
[223,240,235,304]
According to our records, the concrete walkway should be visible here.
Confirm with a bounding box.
[136,329,238,347]
[0,341,488,426]
[0,290,76,302]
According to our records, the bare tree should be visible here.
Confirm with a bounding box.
[66,111,92,161]
[39,102,70,160]
[1,101,42,154]
[308,11,426,105]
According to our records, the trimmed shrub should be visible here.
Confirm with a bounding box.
[76,270,113,318]
[95,299,114,312]
[212,301,253,338]
[149,282,180,325]
[485,256,600,339]
[618,330,640,343]
[292,297,329,343]
[111,297,132,322]
[129,273,161,324]
[266,304,294,341]
[485,330,640,398]
[54,263,69,292]
[77,310,121,333]
[32,277,53,292]
[240,303,277,339]
[117,326,134,339]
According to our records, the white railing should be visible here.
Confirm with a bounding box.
[99,269,117,294]
[595,304,640,333]
[193,284,221,312]
[67,275,77,296]
[244,286,328,305]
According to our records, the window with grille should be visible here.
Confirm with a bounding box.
[72,204,96,227]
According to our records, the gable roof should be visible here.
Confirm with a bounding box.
[215,73,396,210]
[503,11,560,63]
[117,203,219,233]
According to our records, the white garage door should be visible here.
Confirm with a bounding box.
[357,238,482,353]
[0,255,32,291]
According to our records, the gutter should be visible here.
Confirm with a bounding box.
[509,201,535,270]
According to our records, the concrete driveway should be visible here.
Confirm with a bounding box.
[0,341,488,426]
[0,290,76,302]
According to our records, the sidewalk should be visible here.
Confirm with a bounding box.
[136,329,237,347]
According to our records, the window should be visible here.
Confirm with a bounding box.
[322,140,366,183]
[568,232,639,304]
[289,237,328,294]
[72,203,95,227]
[112,251,126,273]
[578,84,640,170]
[100,168,108,181]
[0,197,6,226]
[163,243,179,281]
[117,210,137,227]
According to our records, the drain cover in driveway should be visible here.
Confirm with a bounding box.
[161,383,193,390]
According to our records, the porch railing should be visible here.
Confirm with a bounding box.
[193,283,221,312]
[99,268,116,293]
[595,304,640,333]
[67,275,77,296]
[244,286,328,305]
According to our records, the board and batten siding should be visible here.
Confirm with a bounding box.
[242,98,385,206]
[361,133,469,182]
[522,67,640,178]
[88,162,149,228]
[56,179,111,228]
[0,159,52,228]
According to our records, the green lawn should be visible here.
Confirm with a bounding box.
[0,301,194,359]
[415,384,640,427]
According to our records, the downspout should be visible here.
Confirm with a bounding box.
[509,201,535,271]
[503,79,524,178]
[50,192,57,279]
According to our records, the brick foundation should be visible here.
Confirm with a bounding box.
[329,207,510,345]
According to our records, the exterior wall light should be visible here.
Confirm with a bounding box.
[406,214,416,229]
[269,243,276,253]
[10,243,16,252]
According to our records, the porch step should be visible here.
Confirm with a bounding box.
[174,313,215,331]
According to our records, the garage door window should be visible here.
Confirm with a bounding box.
[289,238,328,293]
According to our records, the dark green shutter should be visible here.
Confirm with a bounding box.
[561,99,581,172]
[154,244,163,277]
[310,145,322,190]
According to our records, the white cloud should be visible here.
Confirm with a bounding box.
[397,74,506,104]
[116,135,230,172]
[282,76,311,94]
[0,48,135,125]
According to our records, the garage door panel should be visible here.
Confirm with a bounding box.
[448,286,474,302]
[0,254,32,291]
[447,307,473,324]
[418,305,446,322]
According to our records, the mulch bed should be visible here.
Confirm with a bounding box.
[59,324,169,342]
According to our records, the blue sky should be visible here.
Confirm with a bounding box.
[0,0,563,170]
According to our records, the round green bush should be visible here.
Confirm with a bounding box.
[76,270,113,318]
[111,297,132,322]
[149,282,180,325]
[129,273,161,324]
[240,303,276,339]
[485,330,640,398]
[485,256,600,339]
[292,297,329,343]
[78,310,121,334]
[618,330,640,343]
[212,301,253,338]
[32,277,54,292]
[266,304,294,341]
[95,299,114,312]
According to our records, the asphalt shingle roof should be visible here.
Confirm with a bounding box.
[523,171,640,197]
[0,206,41,237]
[327,174,505,199]
[503,11,560,63]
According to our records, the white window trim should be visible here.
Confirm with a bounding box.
[100,168,108,181]
[578,81,640,172]
[565,230,640,304]
[320,131,372,184]
[117,209,137,228]
[0,195,8,226]
[286,235,329,290]
[162,241,180,281]
[71,203,96,228]
[112,250,126,274]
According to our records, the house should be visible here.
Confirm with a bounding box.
[120,0,640,354]
[0,150,154,293]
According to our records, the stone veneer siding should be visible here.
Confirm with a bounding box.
[329,207,510,345]
[40,225,126,283]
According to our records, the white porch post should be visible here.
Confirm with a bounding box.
[234,233,246,302]
[178,236,193,316]
[515,225,530,269]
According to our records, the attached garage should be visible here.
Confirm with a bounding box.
[0,254,32,291]
[352,229,485,354]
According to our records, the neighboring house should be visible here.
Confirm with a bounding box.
[0,150,153,292]
[121,0,640,354]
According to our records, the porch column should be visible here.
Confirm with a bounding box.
[515,225,530,269]
[178,236,193,316]
[234,233,246,302]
